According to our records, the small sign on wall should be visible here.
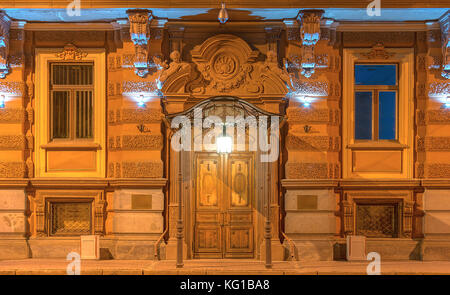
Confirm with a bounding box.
[297,195,318,210]
[131,194,152,210]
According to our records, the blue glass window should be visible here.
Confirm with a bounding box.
[355,92,372,140]
[379,91,396,140]
[355,65,397,86]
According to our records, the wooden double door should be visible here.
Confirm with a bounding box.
[193,152,255,258]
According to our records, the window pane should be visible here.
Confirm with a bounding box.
[52,91,69,139]
[355,64,397,86]
[76,91,93,138]
[379,91,397,140]
[355,91,372,140]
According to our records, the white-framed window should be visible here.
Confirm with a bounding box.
[343,48,414,179]
[35,48,106,178]
[50,62,94,140]
[354,63,398,141]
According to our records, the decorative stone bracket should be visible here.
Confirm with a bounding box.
[285,10,324,78]
[127,9,154,78]
[439,11,450,79]
[0,11,11,79]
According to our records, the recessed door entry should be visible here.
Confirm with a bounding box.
[193,152,255,258]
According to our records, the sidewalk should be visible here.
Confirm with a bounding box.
[0,259,449,275]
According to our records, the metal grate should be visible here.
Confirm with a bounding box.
[52,91,69,138]
[76,91,93,138]
[52,64,93,85]
[50,202,92,236]
[356,204,398,238]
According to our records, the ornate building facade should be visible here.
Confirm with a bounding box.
[0,1,449,262]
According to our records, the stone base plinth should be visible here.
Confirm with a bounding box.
[259,240,285,262]
[165,240,188,260]
[291,239,334,261]
[422,240,450,261]
[0,237,29,259]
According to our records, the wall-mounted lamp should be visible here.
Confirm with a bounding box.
[138,94,146,108]
[0,95,5,108]
[443,96,450,109]
[216,124,232,154]
[297,95,313,107]
[218,3,229,24]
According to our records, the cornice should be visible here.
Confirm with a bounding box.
[0,0,449,8]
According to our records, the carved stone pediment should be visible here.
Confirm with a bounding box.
[158,34,288,97]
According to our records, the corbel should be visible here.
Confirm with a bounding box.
[127,9,153,78]
[0,11,11,79]
[297,10,324,78]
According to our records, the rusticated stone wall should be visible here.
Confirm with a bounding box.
[284,28,341,180]
[106,27,164,179]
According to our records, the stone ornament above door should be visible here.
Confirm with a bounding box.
[157,34,289,98]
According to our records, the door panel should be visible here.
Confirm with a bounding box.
[194,155,222,258]
[194,152,255,258]
[224,155,254,257]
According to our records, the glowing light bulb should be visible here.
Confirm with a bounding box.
[445,96,450,109]
[138,95,146,108]
[218,3,229,24]
[216,124,232,154]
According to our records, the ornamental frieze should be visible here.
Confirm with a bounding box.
[417,110,450,125]
[0,81,24,96]
[286,108,333,124]
[426,164,450,178]
[429,82,450,97]
[121,161,163,178]
[119,108,162,124]
[285,162,338,179]
[109,135,163,151]
[0,162,26,178]
[122,81,159,93]
[417,137,450,151]
[286,135,340,151]
[343,32,415,47]
[0,135,26,150]
[0,108,25,123]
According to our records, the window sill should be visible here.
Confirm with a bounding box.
[41,142,101,151]
[347,142,409,150]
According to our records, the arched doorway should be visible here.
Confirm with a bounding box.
[164,97,283,260]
